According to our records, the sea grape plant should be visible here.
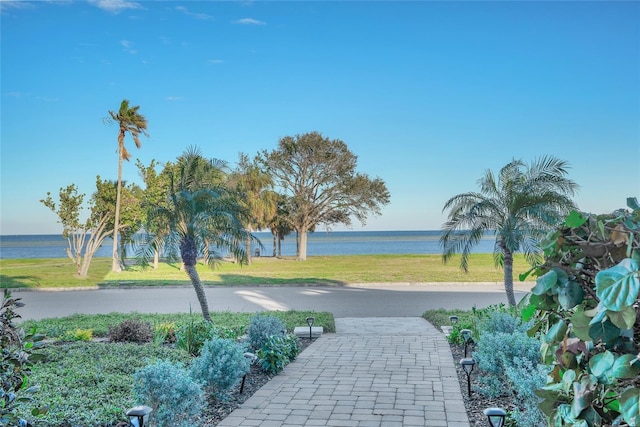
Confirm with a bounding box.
[1,290,48,427]
[521,197,640,426]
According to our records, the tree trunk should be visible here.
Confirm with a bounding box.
[153,246,159,270]
[181,236,211,321]
[277,234,282,257]
[184,263,211,322]
[272,230,277,257]
[246,230,252,265]
[503,249,516,307]
[111,142,124,273]
[298,228,308,261]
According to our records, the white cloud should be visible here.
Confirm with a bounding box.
[120,39,137,54]
[0,0,35,14]
[233,17,266,25]
[175,5,213,21]
[88,0,143,13]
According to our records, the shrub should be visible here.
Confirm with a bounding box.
[175,315,218,356]
[108,319,154,343]
[478,310,531,335]
[256,334,300,375]
[247,314,286,351]
[473,330,542,397]
[63,328,94,341]
[133,360,203,427]
[1,290,47,427]
[190,338,250,400]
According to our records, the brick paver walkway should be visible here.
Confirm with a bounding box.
[219,317,470,427]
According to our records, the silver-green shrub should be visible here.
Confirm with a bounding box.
[190,337,250,400]
[133,360,203,427]
[473,331,541,397]
[247,314,286,351]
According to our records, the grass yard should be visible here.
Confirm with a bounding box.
[1,254,531,289]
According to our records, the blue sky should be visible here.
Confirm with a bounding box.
[1,0,639,235]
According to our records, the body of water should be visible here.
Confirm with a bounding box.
[0,231,496,259]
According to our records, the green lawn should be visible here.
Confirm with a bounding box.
[1,254,532,289]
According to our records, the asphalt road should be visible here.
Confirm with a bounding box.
[12,282,532,320]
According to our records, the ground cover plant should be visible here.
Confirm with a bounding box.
[15,310,331,426]
[1,253,531,289]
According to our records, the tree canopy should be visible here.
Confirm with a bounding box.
[259,131,390,260]
[441,156,579,306]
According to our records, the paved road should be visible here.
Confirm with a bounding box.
[13,282,532,320]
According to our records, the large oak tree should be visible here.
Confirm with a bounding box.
[259,132,390,260]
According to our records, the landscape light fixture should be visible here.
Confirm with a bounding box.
[460,358,476,397]
[240,352,258,393]
[483,407,507,427]
[461,329,472,357]
[449,315,459,325]
[306,317,315,339]
[126,405,152,427]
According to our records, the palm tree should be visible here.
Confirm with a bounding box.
[139,148,254,321]
[230,154,276,264]
[440,156,579,306]
[108,99,148,273]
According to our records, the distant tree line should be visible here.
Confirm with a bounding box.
[41,100,390,319]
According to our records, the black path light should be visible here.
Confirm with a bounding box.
[449,315,459,325]
[483,407,507,427]
[460,358,475,397]
[126,405,152,427]
[306,317,315,339]
[240,352,258,393]
[461,328,472,357]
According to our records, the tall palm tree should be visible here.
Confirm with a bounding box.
[108,99,148,272]
[139,148,254,321]
[440,156,579,306]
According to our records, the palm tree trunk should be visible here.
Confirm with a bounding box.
[184,264,211,322]
[503,249,516,307]
[181,235,211,321]
[111,146,124,273]
[246,230,252,265]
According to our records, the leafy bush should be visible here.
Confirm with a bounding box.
[524,199,640,426]
[190,337,250,400]
[175,315,218,356]
[256,334,300,375]
[478,310,531,335]
[247,314,286,351]
[133,360,203,427]
[504,358,547,427]
[108,318,154,343]
[473,329,542,397]
[1,290,47,427]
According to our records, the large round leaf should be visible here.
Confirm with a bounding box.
[570,308,592,341]
[558,281,584,310]
[533,269,559,295]
[607,306,637,330]
[589,351,614,378]
[589,319,620,345]
[610,354,640,380]
[620,387,640,427]
[595,258,640,311]
[546,319,568,343]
